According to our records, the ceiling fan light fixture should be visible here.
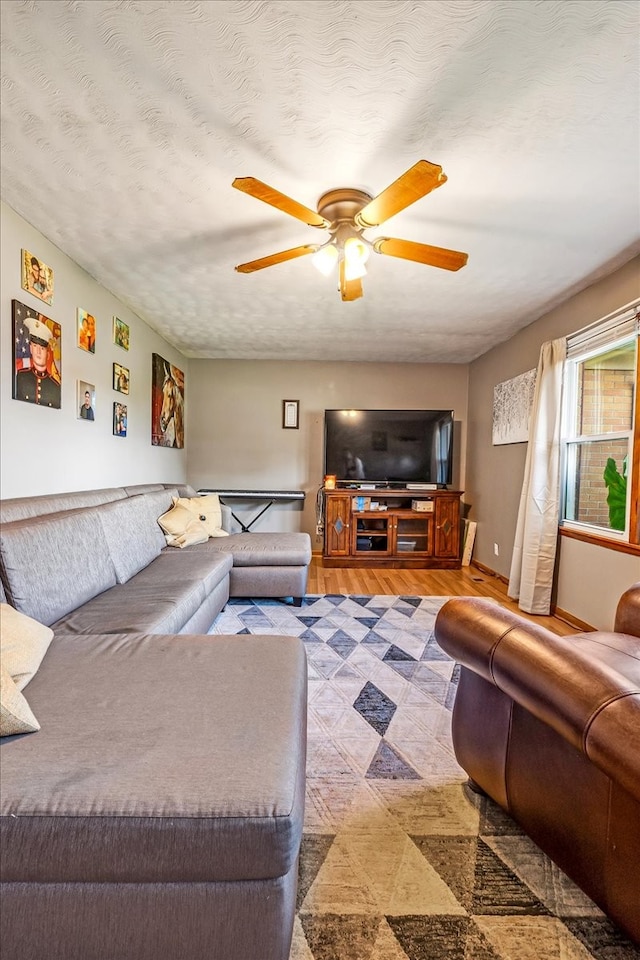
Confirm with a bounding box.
[343,257,367,282]
[233,161,468,298]
[311,241,339,276]
[344,235,370,265]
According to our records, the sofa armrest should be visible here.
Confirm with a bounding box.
[435,598,640,800]
[614,582,640,637]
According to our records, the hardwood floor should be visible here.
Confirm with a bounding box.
[306,556,578,636]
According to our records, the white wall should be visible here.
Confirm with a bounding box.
[1,203,188,497]
[186,359,469,542]
[556,536,640,631]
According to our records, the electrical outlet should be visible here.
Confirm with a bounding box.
[493,542,500,557]
[316,524,324,536]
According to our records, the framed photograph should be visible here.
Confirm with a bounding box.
[113,316,130,350]
[77,380,96,421]
[113,362,130,395]
[21,249,54,305]
[113,402,127,437]
[12,299,61,408]
[151,353,184,448]
[77,307,96,353]
[283,399,299,429]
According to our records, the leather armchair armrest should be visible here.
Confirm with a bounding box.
[435,598,640,800]
[614,582,640,637]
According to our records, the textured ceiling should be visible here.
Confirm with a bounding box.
[1,0,639,363]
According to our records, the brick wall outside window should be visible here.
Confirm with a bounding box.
[573,368,634,526]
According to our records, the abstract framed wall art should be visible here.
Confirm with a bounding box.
[12,299,61,408]
[21,249,54,305]
[113,316,130,350]
[492,368,537,445]
[113,362,130,395]
[113,402,127,437]
[151,353,184,448]
[77,380,96,421]
[77,308,96,353]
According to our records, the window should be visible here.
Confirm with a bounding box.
[561,303,639,549]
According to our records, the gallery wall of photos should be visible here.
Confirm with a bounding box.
[12,248,185,447]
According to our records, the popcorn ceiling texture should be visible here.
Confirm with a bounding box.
[1,0,638,362]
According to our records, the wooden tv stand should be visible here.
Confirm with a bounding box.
[322,487,463,569]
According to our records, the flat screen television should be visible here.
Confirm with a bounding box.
[324,409,454,487]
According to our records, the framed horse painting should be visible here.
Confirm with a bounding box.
[151,353,185,448]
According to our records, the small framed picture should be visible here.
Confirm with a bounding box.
[113,316,130,350]
[283,399,299,429]
[113,402,127,437]
[77,380,96,421]
[21,249,54,305]
[77,308,96,353]
[113,362,129,395]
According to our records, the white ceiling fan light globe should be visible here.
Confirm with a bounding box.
[311,242,339,276]
[344,236,370,265]
[344,258,367,281]
[343,235,369,281]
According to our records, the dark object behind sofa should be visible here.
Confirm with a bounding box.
[434,584,640,943]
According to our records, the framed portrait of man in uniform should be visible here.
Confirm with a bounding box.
[12,299,61,409]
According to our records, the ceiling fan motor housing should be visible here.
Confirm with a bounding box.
[316,188,373,227]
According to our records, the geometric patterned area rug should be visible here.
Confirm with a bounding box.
[210,595,639,959]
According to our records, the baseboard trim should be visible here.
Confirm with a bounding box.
[471,560,508,585]
[553,607,595,632]
[471,562,595,631]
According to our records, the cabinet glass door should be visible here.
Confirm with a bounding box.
[353,515,391,555]
[395,516,432,556]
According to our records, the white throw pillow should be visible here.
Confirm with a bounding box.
[157,502,210,547]
[1,662,40,736]
[173,495,229,538]
[0,603,54,692]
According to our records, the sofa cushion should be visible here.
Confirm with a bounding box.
[96,490,174,584]
[0,511,116,626]
[0,631,307,883]
[1,662,40,737]
[174,495,228,538]
[197,532,311,566]
[157,502,209,548]
[137,550,233,595]
[52,577,206,636]
[0,604,53,691]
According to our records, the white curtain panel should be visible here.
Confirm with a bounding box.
[508,337,567,614]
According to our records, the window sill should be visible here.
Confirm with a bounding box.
[559,526,640,556]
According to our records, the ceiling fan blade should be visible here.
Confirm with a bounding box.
[339,260,363,301]
[233,177,330,229]
[373,237,468,271]
[235,244,316,273]
[355,160,447,229]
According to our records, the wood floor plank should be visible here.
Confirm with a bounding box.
[306,557,579,636]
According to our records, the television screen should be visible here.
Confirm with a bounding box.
[324,409,454,486]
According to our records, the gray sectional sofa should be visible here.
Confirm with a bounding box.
[0,483,311,960]
[0,482,312,629]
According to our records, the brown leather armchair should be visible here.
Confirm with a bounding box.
[435,583,640,943]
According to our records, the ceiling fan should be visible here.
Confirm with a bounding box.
[232,160,468,302]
